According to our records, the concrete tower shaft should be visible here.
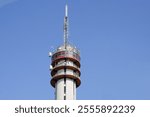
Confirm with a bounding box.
[49,5,81,100]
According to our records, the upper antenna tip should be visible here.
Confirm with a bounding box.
[65,4,68,17]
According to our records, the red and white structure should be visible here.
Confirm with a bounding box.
[49,5,81,100]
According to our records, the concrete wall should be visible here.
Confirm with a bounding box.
[55,79,64,100]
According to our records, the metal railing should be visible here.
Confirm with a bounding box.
[52,51,80,62]
[53,62,80,70]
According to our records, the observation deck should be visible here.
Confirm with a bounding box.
[50,44,81,88]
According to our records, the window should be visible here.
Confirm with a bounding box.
[64,78,66,100]
[64,96,66,100]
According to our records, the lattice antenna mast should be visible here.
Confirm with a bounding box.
[64,4,69,48]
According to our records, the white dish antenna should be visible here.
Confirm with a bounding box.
[49,52,52,57]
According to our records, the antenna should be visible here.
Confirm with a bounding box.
[65,4,68,17]
[64,4,69,48]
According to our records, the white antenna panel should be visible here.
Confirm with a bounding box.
[49,52,52,57]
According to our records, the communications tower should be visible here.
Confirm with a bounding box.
[49,5,81,100]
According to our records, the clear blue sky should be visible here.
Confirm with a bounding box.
[0,0,150,100]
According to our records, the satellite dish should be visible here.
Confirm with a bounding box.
[50,65,53,70]
[49,52,52,57]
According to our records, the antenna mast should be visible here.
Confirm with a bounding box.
[50,3,81,100]
[64,4,69,48]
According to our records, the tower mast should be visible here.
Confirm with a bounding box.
[64,4,69,48]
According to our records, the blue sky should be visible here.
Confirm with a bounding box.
[0,0,150,100]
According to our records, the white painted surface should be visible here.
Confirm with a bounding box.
[55,79,64,100]
[66,78,75,100]
[66,69,73,75]
[73,80,76,100]
[57,69,64,75]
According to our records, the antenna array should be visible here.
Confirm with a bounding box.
[64,5,69,48]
